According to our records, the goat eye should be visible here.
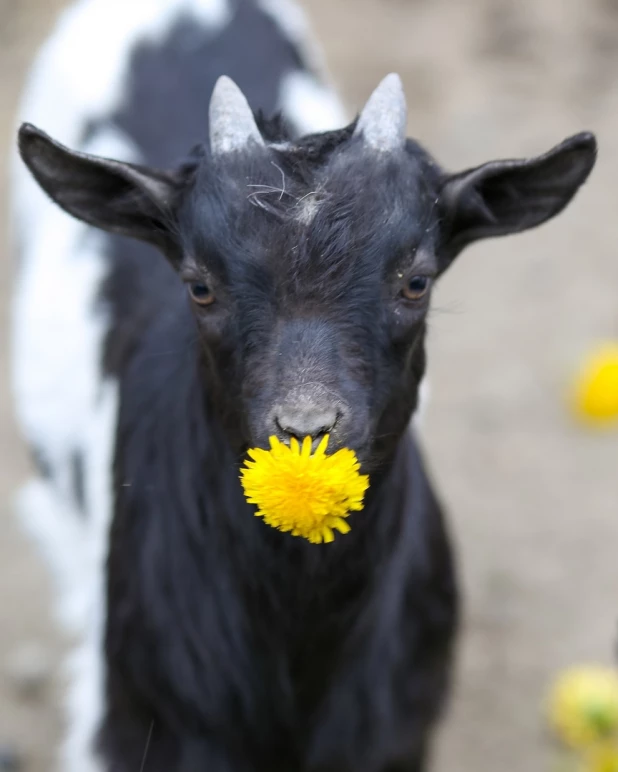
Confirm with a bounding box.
[188,282,215,306]
[402,275,431,301]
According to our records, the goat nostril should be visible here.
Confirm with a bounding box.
[274,409,338,442]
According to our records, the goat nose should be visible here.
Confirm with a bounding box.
[275,406,338,441]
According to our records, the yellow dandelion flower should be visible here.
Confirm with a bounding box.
[239,435,369,544]
[571,343,618,425]
[548,666,618,749]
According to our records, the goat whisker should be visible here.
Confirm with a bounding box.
[270,161,286,201]
[296,190,318,203]
[246,184,298,202]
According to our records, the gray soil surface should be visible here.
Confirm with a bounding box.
[1,1,617,770]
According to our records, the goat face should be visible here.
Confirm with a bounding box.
[176,128,443,464]
[17,75,596,467]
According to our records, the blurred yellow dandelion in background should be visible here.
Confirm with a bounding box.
[240,435,369,544]
[572,344,618,425]
[582,743,618,772]
[548,666,618,750]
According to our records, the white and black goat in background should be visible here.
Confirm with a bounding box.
[10,0,596,770]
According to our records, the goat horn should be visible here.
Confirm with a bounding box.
[354,73,407,152]
[209,75,265,156]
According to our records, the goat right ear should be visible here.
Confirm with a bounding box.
[438,132,597,267]
[18,123,180,247]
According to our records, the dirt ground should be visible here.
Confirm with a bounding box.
[1,1,617,770]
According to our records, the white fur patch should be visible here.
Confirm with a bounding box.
[279,70,348,136]
[18,382,119,772]
[296,192,321,225]
[15,479,90,636]
[412,376,430,430]
[61,380,118,772]
[62,632,106,772]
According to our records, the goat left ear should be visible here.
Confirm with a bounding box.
[439,132,597,266]
[18,123,180,248]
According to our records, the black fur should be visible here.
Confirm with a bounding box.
[15,0,597,769]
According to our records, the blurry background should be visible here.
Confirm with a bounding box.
[1,0,617,770]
